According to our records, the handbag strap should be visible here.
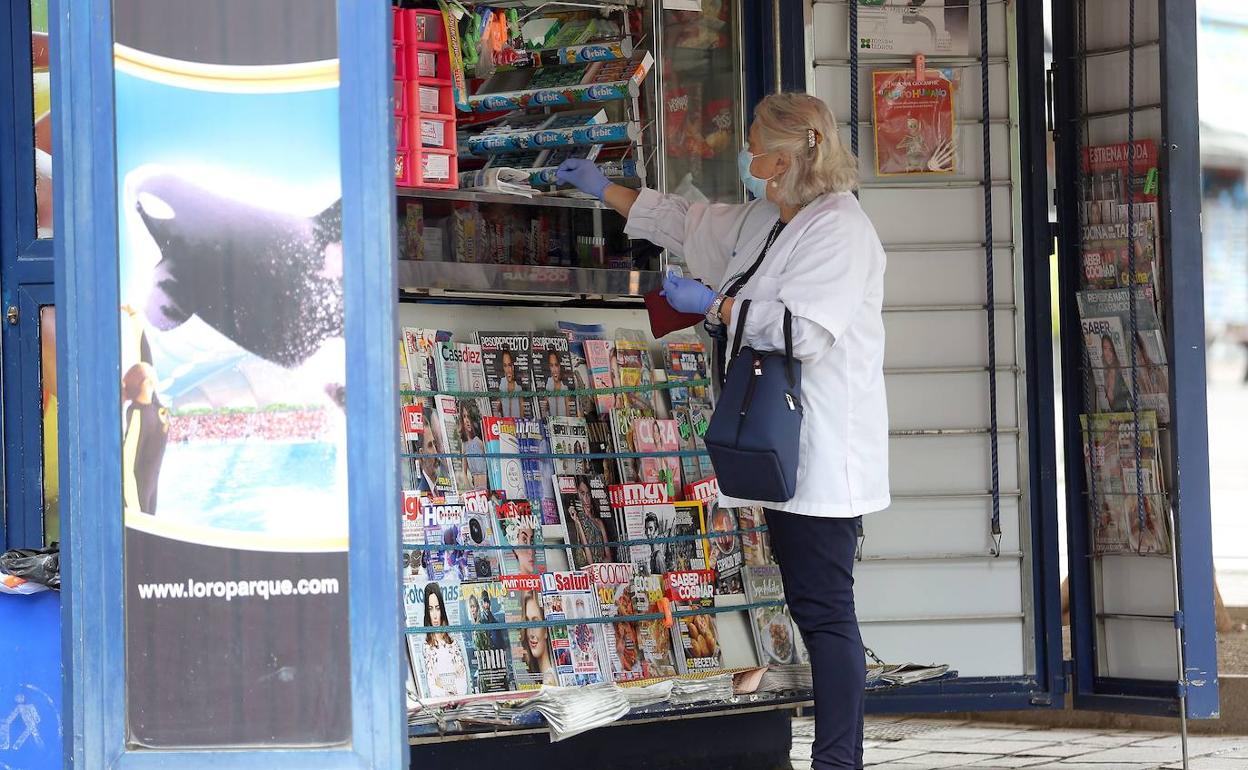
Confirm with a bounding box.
[783,308,796,387]
[729,298,752,361]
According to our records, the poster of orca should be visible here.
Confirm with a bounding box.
[112,0,350,748]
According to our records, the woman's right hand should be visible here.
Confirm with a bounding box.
[555,158,611,200]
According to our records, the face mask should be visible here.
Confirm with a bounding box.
[737,148,773,199]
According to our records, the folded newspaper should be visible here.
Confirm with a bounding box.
[458,167,535,197]
[516,683,632,742]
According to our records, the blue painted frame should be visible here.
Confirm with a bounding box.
[1,0,57,552]
[1051,0,1219,719]
[54,1,404,766]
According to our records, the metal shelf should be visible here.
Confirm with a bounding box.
[397,260,661,299]
[397,186,613,211]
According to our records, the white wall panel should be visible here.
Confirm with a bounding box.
[1101,618,1178,681]
[888,435,1019,496]
[1083,0,1162,49]
[856,559,1023,618]
[884,247,1015,307]
[883,308,1017,369]
[861,621,1027,678]
[863,498,1021,558]
[887,371,1018,430]
[862,187,1014,246]
[810,0,1010,60]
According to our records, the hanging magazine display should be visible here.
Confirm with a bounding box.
[871,68,957,176]
[855,0,970,56]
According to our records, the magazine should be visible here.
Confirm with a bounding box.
[743,565,807,666]
[496,497,546,575]
[456,343,493,489]
[687,477,743,596]
[532,334,579,419]
[540,570,610,687]
[1076,287,1170,423]
[409,398,458,497]
[856,0,970,56]
[461,489,502,580]
[557,321,606,419]
[459,580,514,694]
[584,339,617,416]
[871,68,958,176]
[402,327,449,393]
[668,500,710,573]
[433,394,470,492]
[633,417,683,499]
[407,579,470,700]
[554,474,615,569]
[478,331,536,419]
[736,506,774,566]
[672,402,714,485]
[422,495,472,582]
[482,416,526,500]
[630,573,679,678]
[1079,218,1159,295]
[1080,411,1168,555]
[664,569,722,674]
[586,562,648,683]
[608,481,671,568]
[664,340,713,406]
[515,417,559,526]
[609,406,647,484]
[502,574,557,690]
[549,416,591,476]
[614,330,658,415]
[586,417,619,487]
[1081,139,1160,205]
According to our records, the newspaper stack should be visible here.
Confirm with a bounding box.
[876,663,950,686]
[621,679,675,709]
[669,672,736,705]
[756,664,813,693]
[516,683,632,742]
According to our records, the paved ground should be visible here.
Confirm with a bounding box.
[791,716,1248,769]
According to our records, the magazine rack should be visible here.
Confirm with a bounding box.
[1051,0,1218,733]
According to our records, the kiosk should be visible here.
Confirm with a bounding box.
[0,0,1218,767]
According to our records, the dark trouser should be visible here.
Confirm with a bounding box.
[765,509,865,770]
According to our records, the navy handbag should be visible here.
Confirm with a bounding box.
[703,299,803,501]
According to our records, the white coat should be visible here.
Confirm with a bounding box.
[626,188,890,517]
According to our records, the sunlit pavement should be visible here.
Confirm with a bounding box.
[791,716,1248,769]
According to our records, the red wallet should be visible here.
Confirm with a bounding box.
[644,287,705,338]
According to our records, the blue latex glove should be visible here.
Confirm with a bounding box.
[555,158,611,200]
[661,273,717,315]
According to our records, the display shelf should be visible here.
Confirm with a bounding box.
[397,186,610,210]
[397,261,661,298]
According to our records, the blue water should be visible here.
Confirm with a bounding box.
[156,441,344,536]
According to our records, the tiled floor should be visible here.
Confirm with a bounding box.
[790,716,1248,770]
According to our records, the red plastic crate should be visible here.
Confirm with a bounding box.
[393,43,407,81]
[396,8,458,190]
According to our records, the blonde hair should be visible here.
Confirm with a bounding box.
[752,93,858,206]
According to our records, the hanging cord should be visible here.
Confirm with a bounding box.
[849,0,859,161]
[980,0,1002,556]
[1125,0,1146,555]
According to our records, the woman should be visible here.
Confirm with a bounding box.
[421,582,468,698]
[559,92,889,770]
[543,350,573,418]
[520,590,557,686]
[122,361,169,515]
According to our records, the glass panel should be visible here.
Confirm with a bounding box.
[41,306,59,544]
[661,2,744,203]
[32,0,53,238]
[113,0,348,748]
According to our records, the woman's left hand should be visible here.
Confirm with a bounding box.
[661,273,716,315]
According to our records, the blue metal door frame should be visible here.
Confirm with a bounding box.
[1,0,57,553]
[52,1,405,767]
